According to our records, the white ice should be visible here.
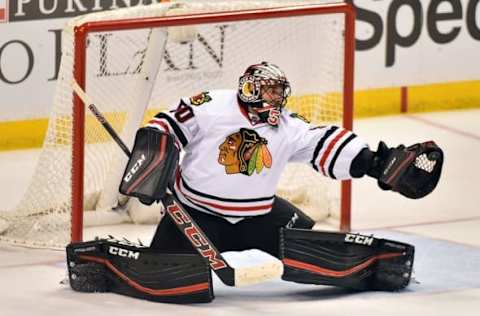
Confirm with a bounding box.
[1,109,479,316]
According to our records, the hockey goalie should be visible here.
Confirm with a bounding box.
[66,62,443,303]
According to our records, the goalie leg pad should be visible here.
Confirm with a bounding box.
[280,228,414,291]
[66,239,214,303]
[119,127,179,205]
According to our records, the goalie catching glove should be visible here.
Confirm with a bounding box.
[119,127,179,205]
[369,141,443,199]
[352,140,443,199]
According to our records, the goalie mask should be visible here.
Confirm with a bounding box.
[238,62,291,127]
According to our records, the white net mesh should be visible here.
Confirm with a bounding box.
[0,0,351,248]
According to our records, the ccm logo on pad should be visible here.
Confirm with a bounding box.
[123,154,146,183]
[108,246,140,260]
[345,233,374,246]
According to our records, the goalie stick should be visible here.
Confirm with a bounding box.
[71,80,283,287]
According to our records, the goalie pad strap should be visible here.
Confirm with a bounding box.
[280,228,414,291]
[66,239,213,303]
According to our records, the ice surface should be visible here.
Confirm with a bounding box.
[1,110,480,315]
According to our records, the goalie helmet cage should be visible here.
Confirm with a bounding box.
[0,0,355,249]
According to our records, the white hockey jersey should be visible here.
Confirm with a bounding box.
[147,90,367,219]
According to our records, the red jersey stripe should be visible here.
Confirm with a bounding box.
[176,174,273,212]
[148,118,182,149]
[148,118,170,132]
[319,129,349,176]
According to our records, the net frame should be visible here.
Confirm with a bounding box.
[51,2,356,244]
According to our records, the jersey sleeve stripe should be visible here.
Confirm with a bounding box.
[147,118,182,149]
[147,118,170,133]
[327,133,357,179]
[319,129,349,176]
[310,126,338,171]
[154,113,188,147]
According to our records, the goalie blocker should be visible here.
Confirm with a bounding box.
[119,127,179,205]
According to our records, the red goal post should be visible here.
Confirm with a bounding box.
[71,2,355,242]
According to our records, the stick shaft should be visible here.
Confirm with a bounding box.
[71,80,132,158]
[87,103,132,158]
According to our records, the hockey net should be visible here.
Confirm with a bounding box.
[0,0,354,248]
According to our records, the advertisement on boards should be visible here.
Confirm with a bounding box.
[0,0,160,120]
[355,0,480,88]
[0,0,479,121]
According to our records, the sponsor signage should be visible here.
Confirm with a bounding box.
[1,0,157,23]
[355,0,480,88]
[0,0,479,121]
[356,0,480,67]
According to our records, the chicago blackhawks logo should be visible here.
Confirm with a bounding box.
[218,128,272,176]
[189,92,212,106]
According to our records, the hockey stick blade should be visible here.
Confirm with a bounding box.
[233,261,284,287]
[72,80,283,287]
